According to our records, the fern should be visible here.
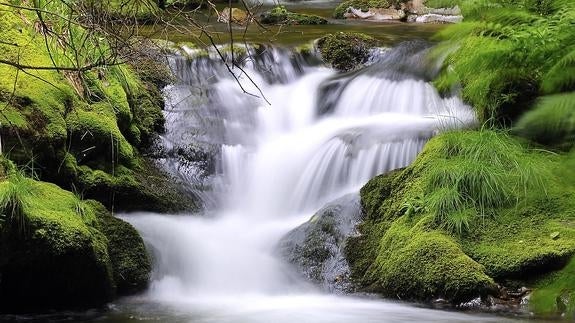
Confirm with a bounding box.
[542,47,575,94]
[514,92,575,147]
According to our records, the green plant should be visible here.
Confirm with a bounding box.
[419,130,549,234]
[432,0,575,142]
[0,170,36,235]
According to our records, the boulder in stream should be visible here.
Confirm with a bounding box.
[278,194,362,293]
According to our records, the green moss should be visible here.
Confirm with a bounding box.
[0,2,181,212]
[349,130,575,303]
[334,0,392,19]
[0,169,153,310]
[90,200,151,295]
[424,0,461,9]
[361,216,495,302]
[0,174,115,310]
[530,256,575,318]
[260,6,328,25]
[317,32,380,72]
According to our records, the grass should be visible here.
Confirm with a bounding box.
[0,170,35,235]
[412,130,549,234]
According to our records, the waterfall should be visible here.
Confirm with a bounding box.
[120,43,488,322]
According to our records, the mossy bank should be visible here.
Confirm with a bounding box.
[347,131,575,318]
[0,1,194,213]
[0,0,194,312]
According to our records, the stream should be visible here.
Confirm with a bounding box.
[3,5,536,323]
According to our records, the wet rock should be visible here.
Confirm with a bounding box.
[317,32,380,72]
[260,6,328,25]
[344,7,406,20]
[277,194,363,293]
[415,13,463,23]
[217,8,250,25]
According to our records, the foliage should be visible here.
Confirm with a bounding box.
[432,0,575,149]
[349,131,575,305]
[415,130,549,234]
[0,170,36,235]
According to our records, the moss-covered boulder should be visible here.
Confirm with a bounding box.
[317,32,380,72]
[91,201,151,294]
[260,6,328,25]
[348,130,575,305]
[530,256,575,319]
[334,0,392,19]
[0,169,151,312]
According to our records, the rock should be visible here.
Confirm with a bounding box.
[278,194,362,293]
[317,32,380,72]
[259,6,327,25]
[0,173,151,312]
[217,7,250,25]
[92,201,151,295]
[343,7,406,20]
[415,13,463,23]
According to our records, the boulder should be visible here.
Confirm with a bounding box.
[0,173,151,312]
[278,194,362,292]
[217,7,250,25]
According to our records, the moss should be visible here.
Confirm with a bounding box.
[334,0,393,19]
[66,103,135,165]
[317,32,380,72]
[260,6,328,25]
[0,3,186,213]
[90,200,151,295]
[0,176,115,311]
[349,130,575,303]
[348,213,495,302]
[530,256,575,319]
[0,169,153,311]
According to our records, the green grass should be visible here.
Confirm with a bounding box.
[412,130,549,234]
[0,170,36,235]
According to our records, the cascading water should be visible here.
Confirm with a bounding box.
[119,43,506,322]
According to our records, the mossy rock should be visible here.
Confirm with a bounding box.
[0,172,152,312]
[530,256,575,319]
[317,32,380,72]
[348,130,575,304]
[260,6,328,25]
[90,201,151,295]
[334,0,393,19]
[0,178,114,311]
[348,209,496,302]
[0,4,192,213]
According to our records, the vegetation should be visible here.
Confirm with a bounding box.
[334,0,394,19]
[317,32,380,72]
[432,0,575,150]
[0,161,150,311]
[0,0,192,212]
[348,131,575,306]
[260,6,328,25]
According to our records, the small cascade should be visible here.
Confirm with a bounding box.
[123,41,476,307]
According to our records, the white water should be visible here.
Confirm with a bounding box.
[119,45,502,322]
